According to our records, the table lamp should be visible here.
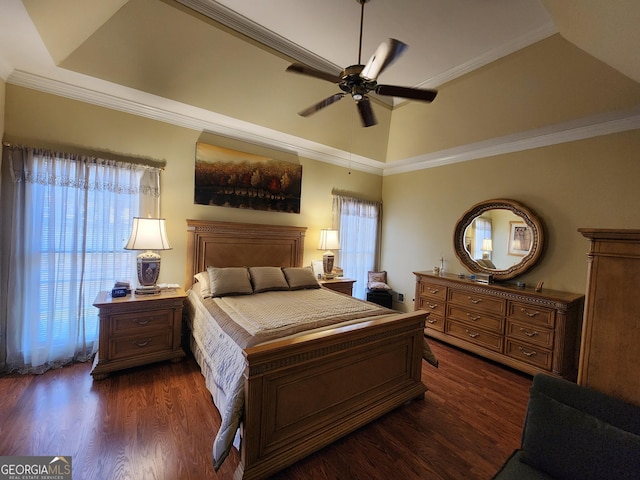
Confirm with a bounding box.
[318,229,340,279]
[124,217,172,294]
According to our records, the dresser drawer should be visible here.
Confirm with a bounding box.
[109,331,173,360]
[445,320,503,352]
[447,305,504,333]
[424,314,444,332]
[506,320,554,348]
[111,309,173,335]
[417,295,446,318]
[418,281,447,301]
[508,301,554,328]
[505,339,553,370]
[448,289,506,315]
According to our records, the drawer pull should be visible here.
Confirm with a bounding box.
[427,302,438,310]
[134,318,151,325]
[466,313,481,321]
[465,329,480,338]
[519,327,539,337]
[132,338,152,348]
[520,308,540,317]
[518,346,537,357]
[427,288,439,294]
[427,318,437,324]
[467,296,482,304]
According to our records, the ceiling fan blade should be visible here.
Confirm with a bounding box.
[298,93,346,117]
[376,84,438,102]
[356,97,377,127]
[360,38,408,81]
[286,63,342,84]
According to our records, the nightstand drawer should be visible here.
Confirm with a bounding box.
[111,309,173,335]
[109,331,173,360]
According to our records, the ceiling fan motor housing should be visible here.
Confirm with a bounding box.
[339,65,376,100]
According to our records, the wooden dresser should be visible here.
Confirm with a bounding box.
[578,229,640,406]
[414,272,584,380]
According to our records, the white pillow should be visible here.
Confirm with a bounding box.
[194,271,212,298]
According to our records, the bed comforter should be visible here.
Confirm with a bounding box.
[186,286,437,469]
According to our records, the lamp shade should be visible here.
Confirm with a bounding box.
[318,229,340,251]
[482,238,493,252]
[124,217,172,251]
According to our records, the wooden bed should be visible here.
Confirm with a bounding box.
[184,219,429,480]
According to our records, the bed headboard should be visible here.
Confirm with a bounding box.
[185,219,307,290]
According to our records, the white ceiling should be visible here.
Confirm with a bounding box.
[178,0,556,101]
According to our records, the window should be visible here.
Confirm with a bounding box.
[332,194,381,299]
[0,146,160,373]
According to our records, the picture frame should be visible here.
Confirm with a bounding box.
[508,221,532,256]
[194,142,302,214]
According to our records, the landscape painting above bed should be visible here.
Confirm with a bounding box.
[194,142,302,213]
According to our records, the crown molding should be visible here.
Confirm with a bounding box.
[6,69,385,175]
[383,105,640,175]
[414,21,558,90]
[7,70,640,178]
[176,0,341,77]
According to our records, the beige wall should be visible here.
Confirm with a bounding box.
[387,35,640,161]
[4,85,382,288]
[381,130,640,310]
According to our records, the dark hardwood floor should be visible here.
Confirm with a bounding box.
[0,339,532,480]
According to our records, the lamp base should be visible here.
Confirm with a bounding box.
[135,285,161,296]
[137,250,161,286]
[322,251,335,278]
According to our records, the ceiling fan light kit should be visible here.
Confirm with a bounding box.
[286,0,437,127]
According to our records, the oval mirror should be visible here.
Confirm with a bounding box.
[453,199,544,280]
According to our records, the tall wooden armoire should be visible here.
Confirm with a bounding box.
[578,228,640,406]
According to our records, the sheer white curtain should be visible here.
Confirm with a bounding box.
[473,217,492,260]
[0,145,160,373]
[332,194,381,300]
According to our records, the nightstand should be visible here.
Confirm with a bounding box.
[319,278,356,296]
[91,288,187,380]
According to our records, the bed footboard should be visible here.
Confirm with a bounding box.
[235,310,428,480]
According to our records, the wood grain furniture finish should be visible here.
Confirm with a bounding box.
[414,272,584,380]
[578,228,640,406]
[92,288,187,379]
[319,277,356,295]
[185,220,428,480]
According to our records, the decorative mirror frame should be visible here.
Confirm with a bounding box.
[453,198,545,280]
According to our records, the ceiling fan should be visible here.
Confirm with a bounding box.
[286,0,438,127]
